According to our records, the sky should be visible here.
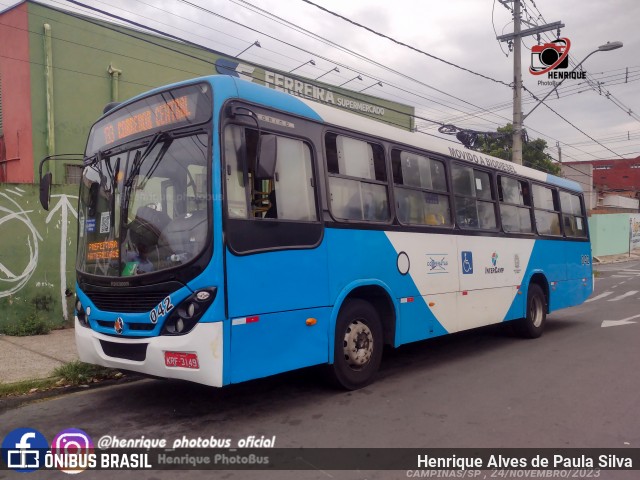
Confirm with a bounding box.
[4,0,640,163]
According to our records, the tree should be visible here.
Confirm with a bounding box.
[476,124,561,175]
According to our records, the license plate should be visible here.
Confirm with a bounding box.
[164,351,199,369]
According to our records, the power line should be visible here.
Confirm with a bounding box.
[7,0,624,164]
[522,0,640,124]
[300,0,513,88]
[492,0,510,57]
[227,0,521,129]
[62,0,614,163]
[523,86,625,159]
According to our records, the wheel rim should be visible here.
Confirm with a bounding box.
[342,319,374,369]
[530,295,544,328]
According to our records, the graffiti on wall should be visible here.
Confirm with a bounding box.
[0,185,77,320]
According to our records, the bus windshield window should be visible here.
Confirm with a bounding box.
[77,133,210,277]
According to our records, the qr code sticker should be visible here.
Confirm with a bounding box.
[100,211,110,233]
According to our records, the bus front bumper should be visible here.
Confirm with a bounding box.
[75,318,224,387]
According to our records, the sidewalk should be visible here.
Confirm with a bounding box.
[0,328,78,384]
[593,251,640,264]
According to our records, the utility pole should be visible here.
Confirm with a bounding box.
[511,0,523,165]
[496,2,564,165]
[556,140,562,163]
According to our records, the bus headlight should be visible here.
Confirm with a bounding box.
[75,297,89,328]
[162,288,217,336]
[175,318,185,333]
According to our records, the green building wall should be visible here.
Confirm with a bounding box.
[25,1,414,184]
[0,183,77,330]
[588,213,633,257]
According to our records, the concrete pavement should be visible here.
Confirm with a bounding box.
[0,327,77,384]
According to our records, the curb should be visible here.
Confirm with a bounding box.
[0,374,142,414]
[593,254,640,265]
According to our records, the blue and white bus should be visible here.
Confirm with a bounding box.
[40,76,593,390]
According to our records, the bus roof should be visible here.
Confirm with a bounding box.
[108,75,582,193]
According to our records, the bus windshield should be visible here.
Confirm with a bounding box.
[77,132,210,277]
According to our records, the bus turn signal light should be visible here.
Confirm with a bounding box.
[306,318,317,326]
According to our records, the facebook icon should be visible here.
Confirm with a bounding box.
[1,428,49,472]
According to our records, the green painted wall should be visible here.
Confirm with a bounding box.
[0,183,77,329]
[588,213,632,257]
[27,2,216,184]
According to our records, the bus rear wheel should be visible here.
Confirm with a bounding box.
[513,284,547,339]
[330,299,383,390]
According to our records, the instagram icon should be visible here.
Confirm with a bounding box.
[51,428,94,474]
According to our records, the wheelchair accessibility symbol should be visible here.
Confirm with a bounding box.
[461,251,473,274]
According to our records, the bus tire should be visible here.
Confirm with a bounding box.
[514,284,547,339]
[330,299,383,390]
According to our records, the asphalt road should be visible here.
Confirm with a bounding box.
[1,260,639,480]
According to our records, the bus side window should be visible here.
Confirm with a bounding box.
[223,125,317,222]
[391,149,451,227]
[559,190,587,237]
[532,184,562,236]
[498,176,533,233]
[270,136,316,221]
[452,163,497,230]
[325,133,389,222]
[224,125,248,219]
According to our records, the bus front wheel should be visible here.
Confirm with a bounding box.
[330,299,383,390]
[514,284,547,339]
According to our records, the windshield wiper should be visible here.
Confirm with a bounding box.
[124,131,169,189]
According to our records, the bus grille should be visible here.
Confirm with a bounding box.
[82,282,183,313]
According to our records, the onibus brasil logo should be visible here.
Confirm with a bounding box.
[2,427,150,473]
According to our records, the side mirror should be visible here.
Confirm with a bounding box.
[256,134,277,180]
[40,172,53,210]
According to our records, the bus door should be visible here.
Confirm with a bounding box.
[223,125,330,383]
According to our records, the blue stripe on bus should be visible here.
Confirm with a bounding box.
[502,238,593,322]
[232,78,324,122]
[324,228,449,346]
[545,174,582,192]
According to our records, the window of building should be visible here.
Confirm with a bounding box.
[391,149,451,226]
[451,163,496,230]
[325,133,389,222]
[65,164,83,184]
[559,191,587,237]
[532,184,562,236]
[498,176,532,233]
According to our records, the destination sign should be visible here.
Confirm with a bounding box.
[86,83,212,156]
[87,240,119,261]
